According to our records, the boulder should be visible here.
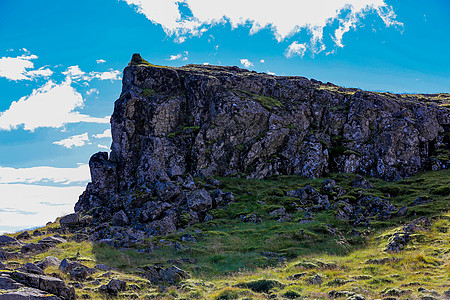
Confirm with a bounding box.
[59,213,80,228]
[0,235,20,246]
[36,256,61,270]
[38,236,67,245]
[16,231,30,240]
[187,189,212,213]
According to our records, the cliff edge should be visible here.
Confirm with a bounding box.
[74,54,449,237]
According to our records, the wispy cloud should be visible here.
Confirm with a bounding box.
[0,53,53,81]
[53,133,90,148]
[97,144,109,150]
[63,65,121,82]
[96,59,106,64]
[0,164,89,185]
[93,129,111,139]
[168,51,189,61]
[240,59,253,68]
[122,0,402,54]
[86,88,99,96]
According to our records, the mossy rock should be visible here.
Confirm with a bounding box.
[236,279,284,293]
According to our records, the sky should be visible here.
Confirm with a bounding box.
[0,0,449,233]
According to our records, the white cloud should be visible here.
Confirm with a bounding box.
[0,164,89,185]
[0,184,84,233]
[53,133,90,148]
[98,144,109,150]
[168,51,189,61]
[240,59,253,68]
[86,88,99,96]
[63,66,121,82]
[260,59,265,63]
[123,0,401,53]
[0,78,109,131]
[89,70,121,81]
[0,54,53,81]
[93,129,111,139]
[96,59,106,64]
[267,71,276,75]
[286,42,307,58]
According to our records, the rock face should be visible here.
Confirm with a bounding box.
[75,54,449,235]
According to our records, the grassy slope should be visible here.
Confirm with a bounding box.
[3,170,449,299]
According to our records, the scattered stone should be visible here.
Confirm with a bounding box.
[38,235,67,245]
[16,231,30,240]
[287,273,307,280]
[0,235,20,246]
[144,265,189,284]
[235,279,284,293]
[269,207,286,216]
[308,274,323,285]
[396,206,408,217]
[328,290,355,298]
[240,213,261,223]
[107,279,126,293]
[0,274,24,290]
[0,287,60,299]
[36,256,61,270]
[347,294,365,300]
[95,264,113,271]
[181,234,197,242]
[412,196,433,206]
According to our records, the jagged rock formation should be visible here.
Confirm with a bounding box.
[75,54,449,235]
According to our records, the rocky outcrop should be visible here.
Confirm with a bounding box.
[75,54,449,236]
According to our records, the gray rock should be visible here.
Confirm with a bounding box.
[59,213,80,228]
[0,287,60,299]
[0,275,24,290]
[38,236,67,245]
[10,271,75,300]
[269,207,286,216]
[94,264,113,271]
[308,274,323,285]
[106,279,126,292]
[36,256,61,270]
[144,265,189,284]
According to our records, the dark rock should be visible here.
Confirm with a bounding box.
[351,175,373,189]
[32,230,43,237]
[0,235,20,246]
[347,294,365,300]
[58,259,96,280]
[21,243,52,254]
[10,271,76,300]
[412,196,433,206]
[328,290,355,298]
[106,279,126,293]
[111,210,130,226]
[187,189,212,213]
[321,179,336,193]
[17,263,44,275]
[396,206,408,217]
[0,274,24,290]
[16,231,30,240]
[59,213,80,228]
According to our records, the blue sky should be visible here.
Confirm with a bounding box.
[0,0,449,232]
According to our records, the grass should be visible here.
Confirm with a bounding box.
[2,170,449,299]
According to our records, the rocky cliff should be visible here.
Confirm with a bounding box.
[75,54,449,237]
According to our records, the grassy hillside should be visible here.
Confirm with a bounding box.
[2,170,449,299]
